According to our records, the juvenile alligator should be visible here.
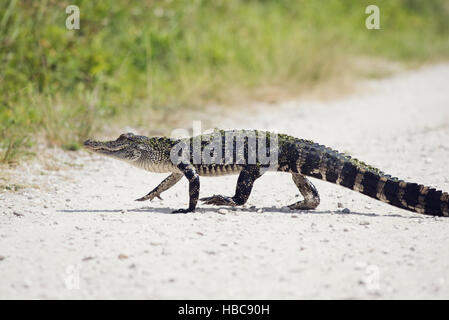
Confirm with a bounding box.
[83,130,449,216]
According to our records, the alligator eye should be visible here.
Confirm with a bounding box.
[119,132,134,140]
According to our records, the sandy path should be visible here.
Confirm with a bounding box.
[1,63,449,299]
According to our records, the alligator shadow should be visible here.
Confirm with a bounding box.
[58,206,422,219]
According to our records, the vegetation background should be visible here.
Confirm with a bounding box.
[1,0,448,163]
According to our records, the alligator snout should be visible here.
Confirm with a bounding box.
[83,139,98,150]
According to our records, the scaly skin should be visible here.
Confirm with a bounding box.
[84,130,449,216]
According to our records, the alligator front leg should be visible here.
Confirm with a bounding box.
[135,172,183,201]
[201,165,262,206]
[172,163,200,213]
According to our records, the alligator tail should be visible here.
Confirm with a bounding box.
[295,141,449,216]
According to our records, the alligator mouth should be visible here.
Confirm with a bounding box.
[83,139,127,152]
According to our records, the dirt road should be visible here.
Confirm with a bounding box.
[1,63,449,299]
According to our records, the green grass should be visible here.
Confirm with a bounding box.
[1,0,449,163]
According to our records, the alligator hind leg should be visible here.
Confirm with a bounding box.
[201,166,262,206]
[288,173,320,210]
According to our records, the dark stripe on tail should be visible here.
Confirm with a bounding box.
[339,162,358,189]
[424,189,443,215]
[324,152,340,183]
[360,171,380,198]
[403,183,420,208]
[383,179,404,209]
[300,147,321,176]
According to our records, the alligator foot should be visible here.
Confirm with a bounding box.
[135,193,162,202]
[200,195,237,206]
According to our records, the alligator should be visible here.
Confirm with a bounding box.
[83,130,449,216]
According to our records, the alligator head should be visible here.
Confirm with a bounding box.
[83,133,143,162]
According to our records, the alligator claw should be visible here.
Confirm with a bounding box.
[135,193,162,201]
